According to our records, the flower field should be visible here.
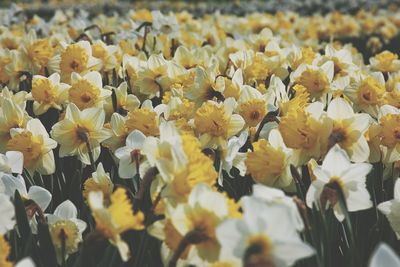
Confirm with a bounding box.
[0,2,400,267]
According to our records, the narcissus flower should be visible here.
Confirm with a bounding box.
[88,187,145,262]
[377,105,400,163]
[83,163,113,201]
[290,61,334,101]
[370,50,400,73]
[346,72,386,117]
[47,200,87,264]
[68,71,111,110]
[0,98,29,152]
[327,97,370,162]
[114,130,146,179]
[369,243,400,267]
[54,41,101,82]
[26,73,70,115]
[246,129,293,189]
[51,103,112,165]
[7,119,57,175]
[0,174,52,213]
[217,195,314,267]
[168,184,230,262]
[194,98,245,148]
[306,144,372,221]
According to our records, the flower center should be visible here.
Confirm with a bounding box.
[245,234,273,261]
[239,99,267,127]
[297,69,329,95]
[49,220,80,254]
[357,77,385,105]
[380,114,400,148]
[69,79,100,109]
[60,44,89,74]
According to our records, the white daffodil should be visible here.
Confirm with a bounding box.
[0,174,52,212]
[0,193,15,234]
[115,130,147,179]
[219,130,248,185]
[7,119,57,175]
[46,200,87,264]
[369,243,400,267]
[91,40,118,72]
[151,11,180,38]
[306,144,373,221]
[88,188,144,262]
[318,44,358,78]
[104,82,140,117]
[217,195,314,267]
[51,103,112,165]
[0,151,23,175]
[169,183,230,262]
[326,97,370,162]
[250,184,305,231]
[142,120,186,183]
[186,65,225,107]
[377,178,400,238]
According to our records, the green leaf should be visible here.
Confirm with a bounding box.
[14,190,31,239]
[37,221,59,267]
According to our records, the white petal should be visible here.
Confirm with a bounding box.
[28,186,52,211]
[126,130,146,149]
[54,200,77,219]
[322,145,351,175]
[5,151,23,174]
[369,243,400,267]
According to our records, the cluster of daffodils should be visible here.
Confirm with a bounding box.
[0,3,400,267]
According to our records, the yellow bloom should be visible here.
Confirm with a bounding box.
[194,99,244,148]
[125,100,160,136]
[57,41,101,82]
[68,71,111,110]
[7,119,57,175]
[370,50,400,72]
[0,98,28,152]
[27,73,70,115]
[346,73,385,117]
[88,187,144,262]
[83,163,113,202]
[0,235,12,267]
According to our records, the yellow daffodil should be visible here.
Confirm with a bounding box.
[88,187,144,261]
